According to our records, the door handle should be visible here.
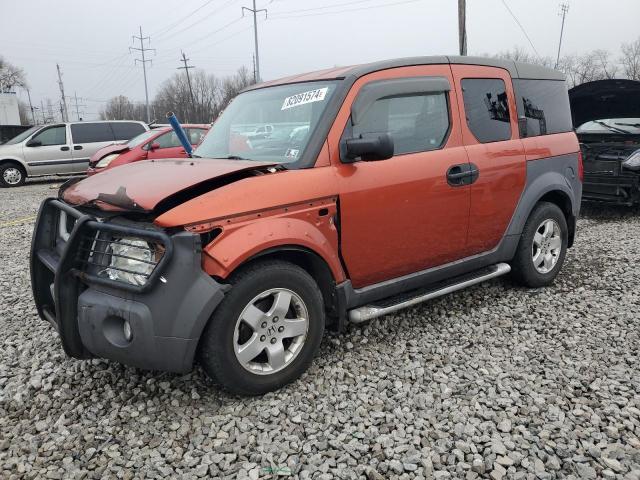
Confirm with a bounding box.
[60,146,70,151]
[73,145,83,150]
[446,163,480,186]
[446,164,469,186]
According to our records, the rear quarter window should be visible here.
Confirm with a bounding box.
[111,122,146,140]
[513,79,573,137]
[461,78,512,143]
[71,123,115,143]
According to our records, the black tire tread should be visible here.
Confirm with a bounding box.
[511,201,568,288]
[198,259,324,396]
[0,162,26,188]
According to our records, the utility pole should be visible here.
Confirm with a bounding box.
[130,26,155,123]
[242,1,267,82]
[40,100,46,124]
[72,92,86,121]
[252,54,257,84]
[177,51,196,121]
[555,2,569,69]
[25,88,36,125]
[458,0,467,56]
[56,64,69,122]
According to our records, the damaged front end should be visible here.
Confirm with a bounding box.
[31,159,279,371]
[569,79,640,205]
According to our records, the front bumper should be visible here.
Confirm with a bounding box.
[583,173,640,205]
[30,198,226,373]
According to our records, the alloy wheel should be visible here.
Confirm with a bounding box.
[532,218,562,274]
[233,288,309,375]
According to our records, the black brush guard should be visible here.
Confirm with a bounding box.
[30,198,173,359]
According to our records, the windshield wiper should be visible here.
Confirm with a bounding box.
[615,122,640,128]
[191,153,202,158]
[594,120,632,134]
[225,155,252,160]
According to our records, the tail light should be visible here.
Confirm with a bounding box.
[577,150,584,182]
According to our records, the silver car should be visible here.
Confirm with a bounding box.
[0,121,148,187]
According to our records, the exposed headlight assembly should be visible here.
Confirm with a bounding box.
[622,149,640,171]
[103,237,162,286]
[95,153,119,168]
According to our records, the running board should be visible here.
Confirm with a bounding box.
[348,263,511,324]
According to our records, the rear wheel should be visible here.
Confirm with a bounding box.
[0,163,26,187]
[198,260,325,395]
[511,202,568,288]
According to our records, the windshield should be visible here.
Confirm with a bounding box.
[194,81,338,164]
[4,126,41,145]
[127,130,158,148]
[577,118,640,135]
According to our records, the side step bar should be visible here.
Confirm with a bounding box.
[348,262,511,324]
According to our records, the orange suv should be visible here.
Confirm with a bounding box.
[31,56,582,395]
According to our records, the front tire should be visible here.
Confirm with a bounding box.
[198,260,325,395]
[0,163,26,187]
[511,201,568,288]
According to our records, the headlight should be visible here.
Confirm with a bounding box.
[622,149,640,171]
[103,237,160,286]
[96,153,119,168]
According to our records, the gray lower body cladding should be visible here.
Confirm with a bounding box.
[336,152,582,324]
[30,198,226,373]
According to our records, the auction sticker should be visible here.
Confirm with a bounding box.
[281,87,328,110]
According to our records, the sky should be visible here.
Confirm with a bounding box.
[1,0,639,121]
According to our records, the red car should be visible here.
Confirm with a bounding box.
[86,124,210,175]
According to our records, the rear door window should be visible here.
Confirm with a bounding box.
[31,125,66,146]
[111,122,146,140]
[351,92,450,155]
[461,78,512,143]
[513,80,573,137]
[70,123,115,143]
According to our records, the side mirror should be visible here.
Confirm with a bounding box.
[26,139,42,147]
[148,142,161,151]
[341,133,394,163]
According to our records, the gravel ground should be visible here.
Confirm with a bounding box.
[1,180,639,480]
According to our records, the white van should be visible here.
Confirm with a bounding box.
[0,120,148,187]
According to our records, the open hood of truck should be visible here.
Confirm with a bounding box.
[61,158,277,213]
[569,79,640,128]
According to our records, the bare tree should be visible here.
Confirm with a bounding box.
[99,95,146,121]
[0,56,27,92]
[153,67,254,124]
[494,47,554,67]
[594,49,618,79]
[620,37,640,80]
[18,100,31,125]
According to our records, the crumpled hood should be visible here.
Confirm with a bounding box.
[62,158,276,212]
[569,79,640,128]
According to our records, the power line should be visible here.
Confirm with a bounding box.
[242,1,267,82]
[555,2,569,68]
[500,0,541,59]
[154,0,237,45]
[270,0,421,19]
[150,0,217,38]
[130,26,156,123]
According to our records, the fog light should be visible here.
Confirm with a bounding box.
[123,320,133,342]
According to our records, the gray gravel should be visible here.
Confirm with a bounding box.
[1,181,640,480]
